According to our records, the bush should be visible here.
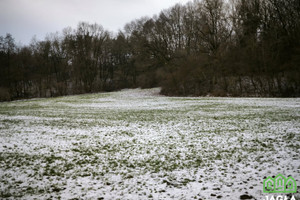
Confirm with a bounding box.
[0,87,11,101]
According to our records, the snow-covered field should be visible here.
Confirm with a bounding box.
[0,88,299,199]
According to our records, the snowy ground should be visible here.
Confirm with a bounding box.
[0,88,299,199]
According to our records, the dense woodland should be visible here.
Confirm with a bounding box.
[0,0,299,101]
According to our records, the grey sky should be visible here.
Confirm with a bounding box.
[0,0,191,45]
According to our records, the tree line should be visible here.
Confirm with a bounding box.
[1,0,299,101]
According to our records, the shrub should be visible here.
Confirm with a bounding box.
[0,87,11,101]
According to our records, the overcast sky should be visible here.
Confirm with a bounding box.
[0,0,191,45]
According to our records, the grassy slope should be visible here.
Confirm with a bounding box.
[0,88,299,199]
